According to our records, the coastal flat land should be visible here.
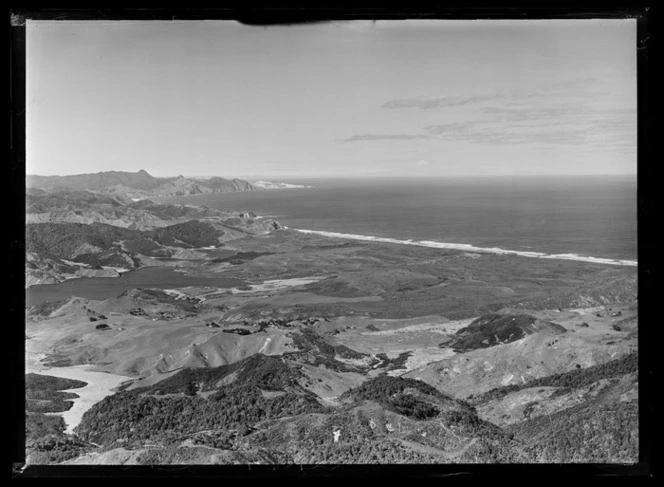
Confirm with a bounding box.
[22,13,640,466]
[25,194,638,465]
[27,228,635,377]
[26,227,638,464]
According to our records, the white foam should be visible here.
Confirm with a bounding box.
[294,229,637,267]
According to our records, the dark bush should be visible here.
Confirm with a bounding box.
[471,352,638,405]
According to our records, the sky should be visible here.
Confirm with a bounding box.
[26,19,637,178]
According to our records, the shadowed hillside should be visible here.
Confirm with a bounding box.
[443,313,567,352]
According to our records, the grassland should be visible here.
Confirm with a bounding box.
[25,221,638,465]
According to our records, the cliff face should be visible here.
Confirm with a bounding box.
[26,170,255,199]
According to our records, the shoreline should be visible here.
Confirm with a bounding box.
[26,355,130,435]
[25,265,246,307]
[293,228,637,267]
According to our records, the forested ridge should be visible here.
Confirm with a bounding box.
[471,351,638,405]
[75,355,325,445]
[26,220,224,260]
[31,347,639,464]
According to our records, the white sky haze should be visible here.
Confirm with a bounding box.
[26,19,637,178]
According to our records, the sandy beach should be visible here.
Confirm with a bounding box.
[26,356,129,435]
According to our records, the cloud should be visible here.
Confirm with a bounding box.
[425,117,635,147]
[381,94,502,110]
[424,122,482,135]
[417,159,430,166]
[339,134,430,142]
[344,78,635,153]
[380,78,605,111]
[422,92,635,150]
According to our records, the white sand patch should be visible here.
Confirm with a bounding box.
[25,352,48,372]
[253,180,310,189]
[165,286,223,302]
[163,289,189,300]
[26,360,130,435]
[335,355,374,368]
[258,337,272,354]
[61,259,90,268]
[366,317,475,336]
[294,229,637,267]
[387,348,457,377]
[229,276,326,294]
[101,266,131,273]
[567,306,606,314]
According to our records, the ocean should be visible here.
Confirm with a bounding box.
[163,176,637,265]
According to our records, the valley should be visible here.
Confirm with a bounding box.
[24,191,639,465]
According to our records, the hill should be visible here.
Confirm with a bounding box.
[26,220,227,277]
[63,349,637,465]
[442,313,567,352]
[73,354,324,446]
[26,170,255,199]
[25,192,282,285]
[26,188,252,229]
[24,198,639,466]
[71,357,520,463]
[27,170,163,192]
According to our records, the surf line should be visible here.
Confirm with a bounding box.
[293,229,637,267]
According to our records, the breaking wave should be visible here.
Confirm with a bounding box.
[293,229,637,267]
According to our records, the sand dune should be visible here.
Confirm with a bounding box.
[28,363,129,435]
[294,229,638,267]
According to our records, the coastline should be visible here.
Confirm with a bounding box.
[26,354,130,435]
[293,228,638,267]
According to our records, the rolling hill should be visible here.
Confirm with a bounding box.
[26,170,255,199]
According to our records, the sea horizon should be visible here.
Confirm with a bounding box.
[163,174,637,263]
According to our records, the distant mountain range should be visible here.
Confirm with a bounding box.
[26,170,255,200]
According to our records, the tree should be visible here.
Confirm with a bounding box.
[185,380,197,396]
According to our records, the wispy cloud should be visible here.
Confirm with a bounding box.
[424,104,635,147]
[380,78,604,111]
[381,94,502,110]
[342,78,635,153]
[339,134,430,142]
